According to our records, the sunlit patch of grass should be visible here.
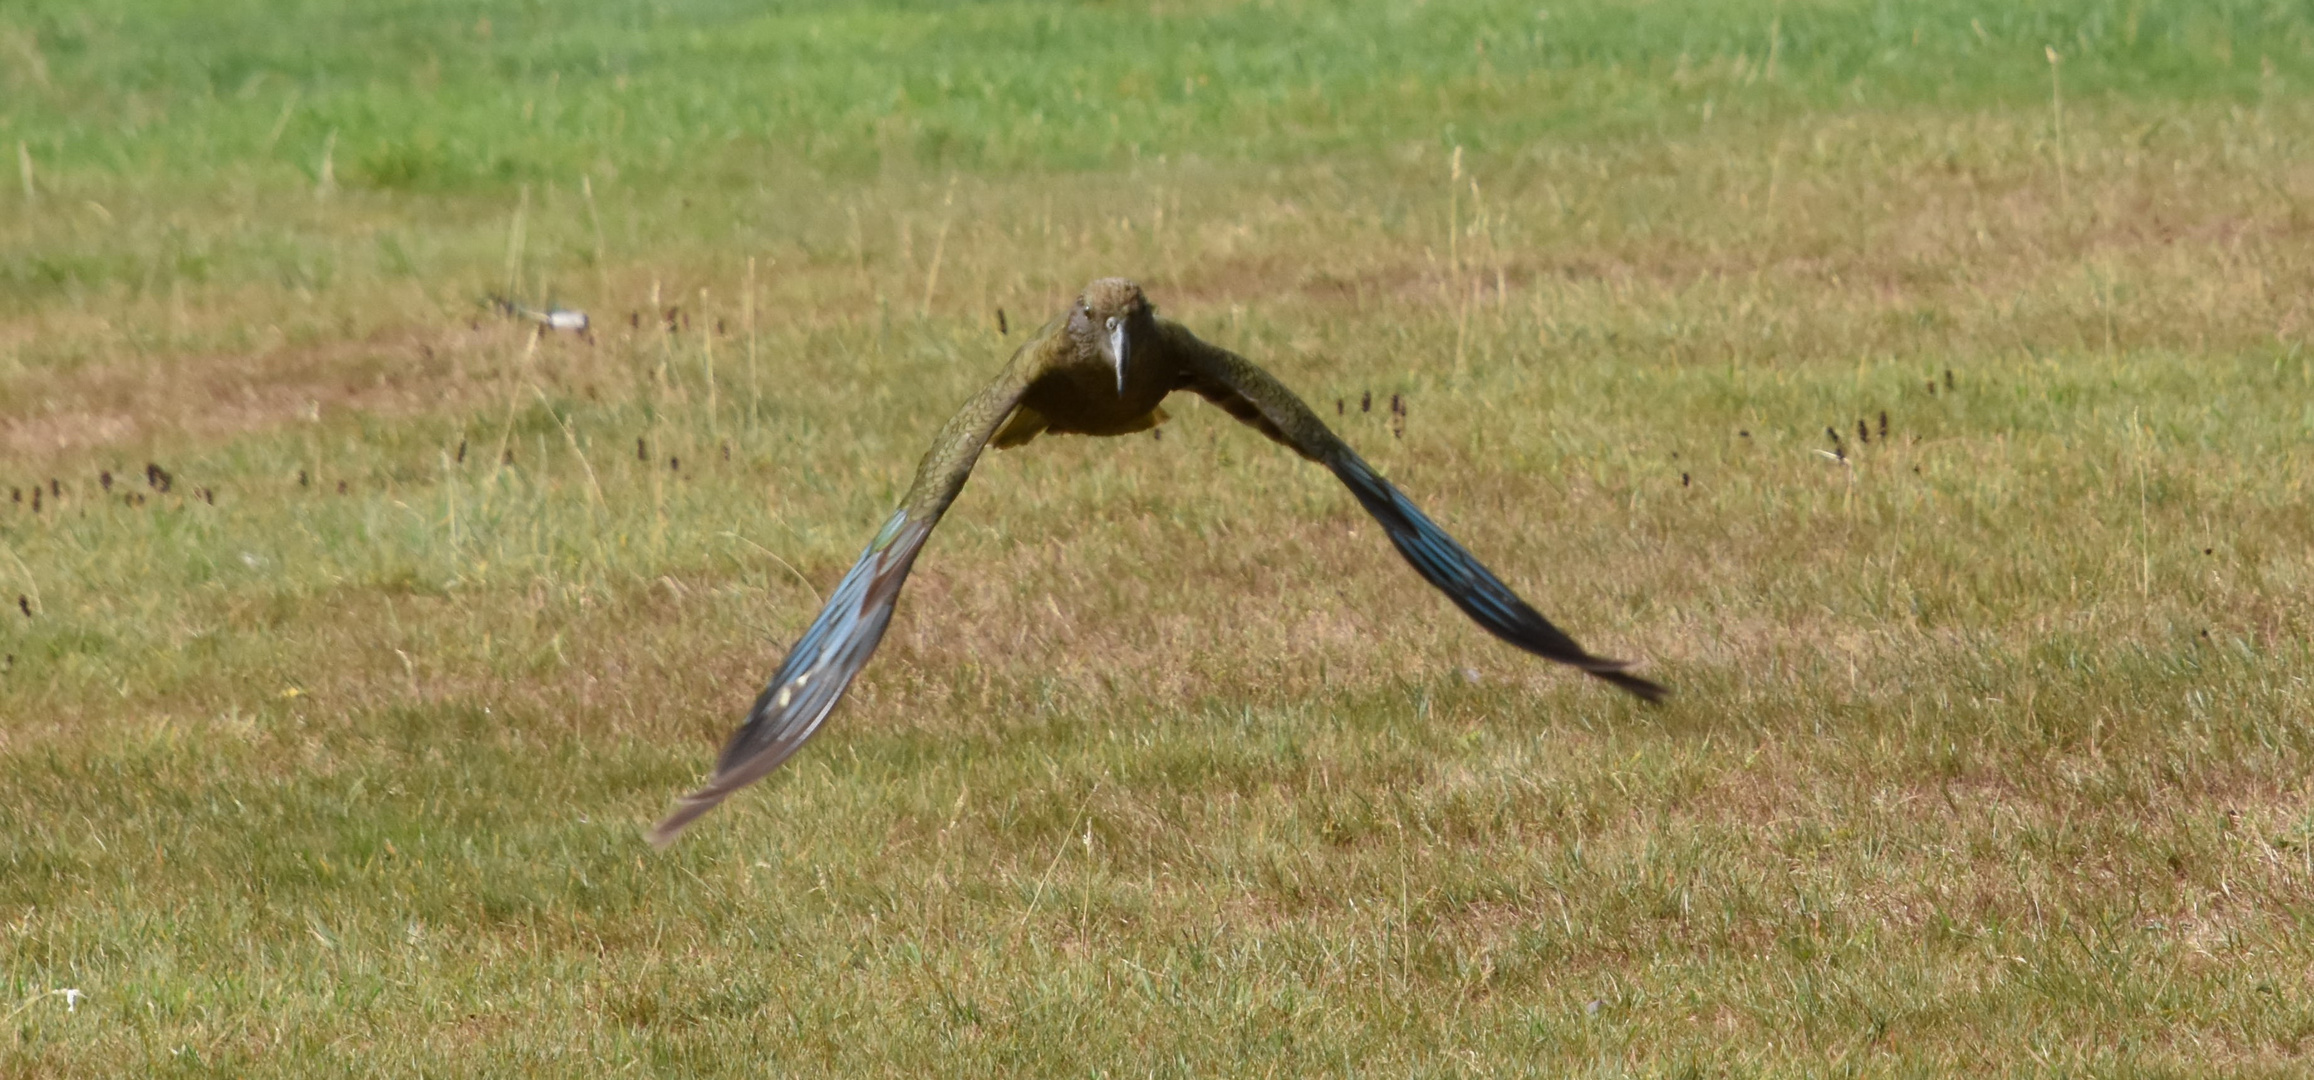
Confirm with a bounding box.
[5,0,2314,1075]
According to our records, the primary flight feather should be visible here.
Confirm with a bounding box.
[649,278,1662,845]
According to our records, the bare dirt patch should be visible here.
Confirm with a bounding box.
[0,319,606,461]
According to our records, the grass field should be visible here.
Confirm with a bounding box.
[5,0,2314,1073]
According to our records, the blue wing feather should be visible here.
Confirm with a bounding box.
[648,510,930,846]
[1329,453,1666,702]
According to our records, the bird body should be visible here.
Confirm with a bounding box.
[993,280,1173,445]
[648,278,1662,846]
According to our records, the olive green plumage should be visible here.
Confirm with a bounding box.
[648,278,1663,846]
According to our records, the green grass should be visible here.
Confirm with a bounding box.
[5,0,2314,1074]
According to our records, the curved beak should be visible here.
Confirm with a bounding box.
[1108,321,1131,394]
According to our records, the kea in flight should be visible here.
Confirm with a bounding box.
[650,278,1663,845]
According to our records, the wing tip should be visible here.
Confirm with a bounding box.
[644,790,725,850]
[1585,664,1669,703]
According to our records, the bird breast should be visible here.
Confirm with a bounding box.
[1023,351,1173,436]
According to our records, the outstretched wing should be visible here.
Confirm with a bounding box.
[1162,322,1665,702]
[649,358,1041,846]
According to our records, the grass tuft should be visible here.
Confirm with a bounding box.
[5,0,2314,1074]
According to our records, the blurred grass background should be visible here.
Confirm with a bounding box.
[4,0,2314,1074]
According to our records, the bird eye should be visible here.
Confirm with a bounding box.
[1106,316,1118,330]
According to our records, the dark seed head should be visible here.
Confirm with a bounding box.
[1944,369,1955,389]
[638,437,648,462]
[1857,419,1870,443]
[200,488,214,505]
[669,456,680,472]
[1878,411,1889,438]
[1826,427,1841,444]
[456,439,468,463]
[16,596,27,617]
[1336,398,1344,415]
[298,470,309,487]
[100,470,113,490]
[48,479,59,497]
[721,442,731,461]
[337,480,349,494]
[502,449,514,465]
[1681,472,1690,487]
[997,308,1008,335]
[29,489,40,512]
[1361,392,1371,413]
[1738,430,1751,438]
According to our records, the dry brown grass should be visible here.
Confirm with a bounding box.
[5,3,2314,1075]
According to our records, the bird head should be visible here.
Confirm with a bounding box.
[1073,278,1154,395]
